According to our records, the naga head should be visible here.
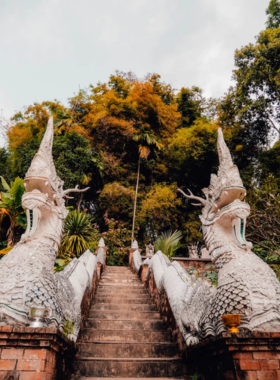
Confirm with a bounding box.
[21,117,89,245]
[178,128,252,257]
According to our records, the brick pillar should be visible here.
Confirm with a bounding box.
[187,332,280,379]
[0,326,75,380]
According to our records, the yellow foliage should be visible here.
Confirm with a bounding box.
[139,183,181,227]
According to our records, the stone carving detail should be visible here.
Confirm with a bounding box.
[133,250,142,274]
[96,247,105,266]
[98,238,105,248]
[188,245,199,258]
[0,117,93,340]
[177,128,280,341]
[131,240,139,249]
[145,243,155,258]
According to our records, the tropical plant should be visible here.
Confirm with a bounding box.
[155,230,184,259]
[62,317,75,337]
[102,218,135,266]
[0,176,26,247]
[204,265,218,286]
[60,210,98,257]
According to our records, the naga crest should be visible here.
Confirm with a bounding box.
[21,116,89,246]
[178,128,252,258]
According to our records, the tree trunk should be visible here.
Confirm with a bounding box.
[132,159,140,240]
[7,225,15,247]
[77,192,84,211]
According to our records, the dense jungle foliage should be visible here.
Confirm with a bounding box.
[1,0,280,263]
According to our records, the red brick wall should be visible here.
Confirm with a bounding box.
[0,326,75,380]
[171,257,212,278]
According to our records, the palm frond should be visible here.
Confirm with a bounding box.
[60,210,94,257]
[155,230,183,259]
[0,176,10,192]
[139,145,151,160]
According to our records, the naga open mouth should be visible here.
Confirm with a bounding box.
[209,186,246,216]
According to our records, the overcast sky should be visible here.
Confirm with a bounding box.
[0,0,269,146]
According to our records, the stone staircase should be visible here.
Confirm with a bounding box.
[75,266,186,378]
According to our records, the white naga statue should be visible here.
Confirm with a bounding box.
[0,117,94,338]
[141,128,280,347]
[177,128,280,340]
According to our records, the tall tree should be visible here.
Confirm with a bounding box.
[266,0,280,29]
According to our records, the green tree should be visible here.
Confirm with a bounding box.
[139,183,181,241]
[266,0,280,29]
[246,175,280,258]
[177,87,204,128]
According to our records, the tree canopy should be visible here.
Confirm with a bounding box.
[1,1,280,258]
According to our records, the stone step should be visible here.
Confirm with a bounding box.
[101,275,140,283]
[96,293,149,299]
[102,273,138,277]
[97,288,148,296]
[77,357,185,377]
[77,378,183,380]
[98,283,143,288]
[94,297,152,304]
[89,310,161,320]
[100,278,140,283]
[91,303,157,311]
[78,341,177,358]
[80,329,171,343]
[85,319,164,330]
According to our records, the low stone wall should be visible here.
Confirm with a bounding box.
[0,326,75,380]
[144,270,187,356]
[171,257,212,278]
[79,263,99,333]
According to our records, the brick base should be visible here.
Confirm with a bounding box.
[0,326,75,380]
[187,332,280,380]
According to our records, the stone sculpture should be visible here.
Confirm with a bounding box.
[141,128,280,347]
[131,240,139,249]
[132,250,142,274]
[0,117,95,339]
[178,128,280,339]
[145,243,155,258]
[98,238,105,248]
[188,245,199,258]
